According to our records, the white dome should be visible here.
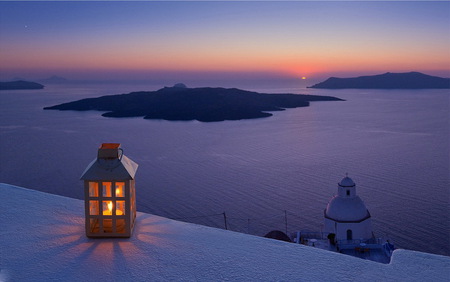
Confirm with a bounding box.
[339,176,355,187]
[325,195,369,221]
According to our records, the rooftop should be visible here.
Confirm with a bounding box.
[1,183,449,281]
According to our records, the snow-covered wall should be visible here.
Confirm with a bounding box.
[1,183,449,281]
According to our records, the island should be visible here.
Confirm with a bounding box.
[0,80,44,90]
[39,75,68,84]
[44,85,343,122]
[308,72,450,89]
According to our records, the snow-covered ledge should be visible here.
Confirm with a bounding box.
[1,183,449,281]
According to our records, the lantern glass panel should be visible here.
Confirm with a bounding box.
[102,182,112,197]
[90,218,100,233]
[89,182,99,197]
[116,201,125,215]
[116,219,126,233]
[103,201,113,215]
[115,182,125,197]
[103,219,113,233]
[89,200,99,215]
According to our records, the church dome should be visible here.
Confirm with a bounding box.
[339,176,355,187]
[325,196,370,222]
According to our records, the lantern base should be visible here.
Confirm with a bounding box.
[86,217,135,238]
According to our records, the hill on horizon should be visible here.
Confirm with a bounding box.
[38,75,68,83]
[309,72,450,89]
[0,80,44,90]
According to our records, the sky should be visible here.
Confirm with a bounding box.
[0,1,449,82]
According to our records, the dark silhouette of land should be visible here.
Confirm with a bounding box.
[0,80,44,90]
[39,75,68,84]
[309,72,450,89]
[44,85,343,122]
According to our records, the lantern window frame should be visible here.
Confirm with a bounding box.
[84,180,136,237]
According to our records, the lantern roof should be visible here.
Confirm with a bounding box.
[80,144,138,180]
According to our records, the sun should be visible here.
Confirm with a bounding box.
[301,77,307,80]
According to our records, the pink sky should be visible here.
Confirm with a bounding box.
[1,1,449,81]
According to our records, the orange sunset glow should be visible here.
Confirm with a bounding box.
[0,1,449,81]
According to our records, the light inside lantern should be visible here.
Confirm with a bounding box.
[90,218,100,233]
[101,200,125,215]
[89,200,99,215]
[115,182,124,197]
[89,182,99,197]
[103,219,113,233]
[103,201,113,215]
[86,180,134,236]
[116,201,125,215]
[102,182,112,197]
[116,219,126,233]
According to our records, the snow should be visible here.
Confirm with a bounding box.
[1,183,449,281]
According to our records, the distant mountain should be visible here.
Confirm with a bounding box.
[12,77,27,81]
[172,82,187,88]
[44,86,343,122]
[0,80,44,90]
[309,72,450,89]
[39,75,68,83]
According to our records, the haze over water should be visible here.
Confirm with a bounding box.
[0,82,448,256]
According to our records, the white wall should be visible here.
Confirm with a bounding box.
[324,218,372,241]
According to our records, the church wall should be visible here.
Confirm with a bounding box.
[324,218,373,241]
[324,217,335,235]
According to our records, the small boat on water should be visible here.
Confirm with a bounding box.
[290,175,395,264]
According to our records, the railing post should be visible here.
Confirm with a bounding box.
[223,212,228,230]
[284,210,288,235]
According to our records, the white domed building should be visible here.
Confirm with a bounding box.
[324,175,373,242]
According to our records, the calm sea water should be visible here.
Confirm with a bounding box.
[0,82,448,256]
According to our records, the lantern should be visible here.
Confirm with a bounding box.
[81,143,138,238]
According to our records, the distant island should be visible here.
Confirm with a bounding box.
[44,85,343,122]
[0,80,44,90]
[308,72,450,89]
[39,75,68,84]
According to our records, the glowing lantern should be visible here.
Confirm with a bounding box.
[81,143,138,238]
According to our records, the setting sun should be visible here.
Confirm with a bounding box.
[0,1,448,80]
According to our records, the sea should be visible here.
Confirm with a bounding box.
[0,80,448,256]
